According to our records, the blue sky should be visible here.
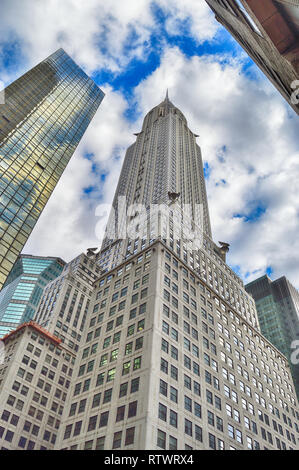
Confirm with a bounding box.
[1,0,299,287]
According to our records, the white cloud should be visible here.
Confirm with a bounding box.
[0,0,155,78]
[0,0,219,84]
[158,0,219,43]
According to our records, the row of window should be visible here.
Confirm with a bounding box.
[163,286,297,420]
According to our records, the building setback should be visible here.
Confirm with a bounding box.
[205,0,299,115]
[0,48,104,290]
[245,275,299,401]
[0,254,65,338]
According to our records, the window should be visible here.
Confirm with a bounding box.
[208,411,215,426]
[125,342,133,355]
[171,345,178,360]
[103,337,111,349]
[194,381,201,397]
[125,427,135,446]
[133,356,142,370]
[157,429,166,449]
[122,361,131,375]
[73,421,82,436]
[206,390,213,405]
[195,402,202,418]
[88,415,97,432]
[92,393,101,408]
[128,401,137,418]
[107,368,116,382]
[112,431,122,449]
[99,411,109,427]
[195,425,203,442]
[185,419,192,436]
[160,379,168,397]
[110,348,119,362]
[158,403,167,421]
[161,338,169,353]
[169,435,177,450]
[78,399,87,413]
[215,396,222,410]
[170,409,178,428]
[217,416,223,432]
[99,354,108,367]
[184,396,192,412]
[127,325,135,336]
[103,389,112,403]
[139,303,146,315]
[161,358,168,374]
[184,355,191,370]
[209,433,216,450]
[116,406,125,422]
[131,377,140,393]
[119,382,128,397]
[96,437,105,450]
[184,374,191,390]
[228,424,235,439]
[1,410,10,422]
[96,373,105,386]
[170,386,178,403]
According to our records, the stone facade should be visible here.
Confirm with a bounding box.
[0,322,75,449]
[57,241,299,450]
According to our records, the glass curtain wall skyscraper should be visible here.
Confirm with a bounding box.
[0,254,65,337]
[246,275,299,400]
[0,48,104,290]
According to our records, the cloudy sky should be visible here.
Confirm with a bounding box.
[1,0,299,288]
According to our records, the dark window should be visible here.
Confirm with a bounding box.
[112,431,122,449]
[125,427,135,445]
[128,401,137,418]
[157,429,166,449]
[88,415,97,431]
[99,411,109,427]
[116,406,125,422]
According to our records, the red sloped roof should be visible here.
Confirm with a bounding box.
[1,320,61,346]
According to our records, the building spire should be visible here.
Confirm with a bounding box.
[165,89,169,102]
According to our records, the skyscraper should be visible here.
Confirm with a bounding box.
[99,93,216,273]
[0,254,65,338]
[205,0,299,114]
[245,275,299,400]
[57,96,299,450]
[0,48,104,290]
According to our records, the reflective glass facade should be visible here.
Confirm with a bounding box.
[0,48,104,289]
[0,254,65,337]
[246,275,299,400]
